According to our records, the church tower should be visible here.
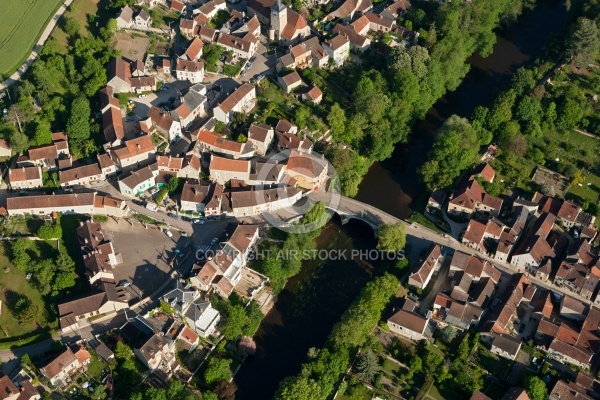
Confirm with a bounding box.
[270,0,287,41]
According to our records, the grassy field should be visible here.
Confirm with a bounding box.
[567,172,600,203]
[0,240,55,341]
[52,0,100,53]
[0,0,64,78]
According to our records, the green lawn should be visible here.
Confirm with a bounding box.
[567,172,600,203]
[0,0,64,78]
[428,385,464,400]
[0,241,54,341]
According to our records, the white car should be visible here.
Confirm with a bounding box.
[138,94,147,99]
[193,219,204,224]
[149,187,159,195]
[165,230,173,238]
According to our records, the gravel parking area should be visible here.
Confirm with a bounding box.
[101,219,186,299]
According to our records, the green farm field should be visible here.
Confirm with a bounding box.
[0,0,64,79]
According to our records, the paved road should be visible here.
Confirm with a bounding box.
[307,191,596,306]
[0,0,74,90]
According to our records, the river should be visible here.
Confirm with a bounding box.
[233,1,568,398]
[233,219,380,399]
[355,0,568,220]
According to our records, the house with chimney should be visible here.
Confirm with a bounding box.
[180,181,221,213]
[510,213,564,275]
[16,133,70,171]
[175,58,205,84]
[59,164,104,187]
[106,57,157,94]
[161,286,221,338]
[209,155,251,184]
[221,186,302,217]
[178,154,202,179]
[191,225,259,297]
[247,123,275,155]
[171,83,207,129]
[111,135,156,169]
[408,244,442,289]
[118,163,159,196]
[462,218,504,253]
[276,37,329,70]
[147,106,182,142]
[213,83,256,124]
[100,87,126,146]
[490,333,522,360]
[76,220,121,283]
[250,0,309,44]
[217,32,258,59]
[482,273,535,335]
[286,150,328,190]
[494,205,528,262]
[332,24,371,52]
[197,130,255,159]
[277,131,313,153]
[448,179,503,217]
[387,298,434,341]
[324,0,372,23]
[0,374,40,400]
[323,34,351,66]
[40,347,85,387]
[7,166,43,189]
[536,306,600,369]
[555,240,600,300]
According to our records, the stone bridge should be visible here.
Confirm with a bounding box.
[307,191,403,233]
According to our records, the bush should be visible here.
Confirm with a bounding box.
[36,222,62,239]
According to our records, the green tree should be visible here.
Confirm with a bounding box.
[377,223,406,251]
[36,222,62,239]
[19,303,40,324]
[327,103,347,140]
[66,97,91,144]
[275,376,322,400]
[62,17,81,36]
[439,325,456,343]
[567,17,600,68]
[524,376,548,400]
[487,90,517,132]
[203,358,232,386]
[33,119,53,145]
[420,115,480,190]
[355,350,379,382]
[10,130,30,154]
[166,176,180,193]
[294,106,311,128]
[221,304,248,340]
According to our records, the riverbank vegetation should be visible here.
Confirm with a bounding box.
[274,273,399,400]
[298,0,537,196]
[419,0,600,224]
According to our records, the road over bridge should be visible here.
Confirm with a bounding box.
[306,191,595,306]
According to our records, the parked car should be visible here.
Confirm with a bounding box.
[126,116,134,121]
[146,202,158,211]
[193,219,204,224]
[210,237,219,246]
[245,62,252,69]
[118,280,131,287]
[132,199,145,206]
[174,249,184,258]
[165,230,173,238]
[241,70,247,76]
[167,212,179,219]
[149,187,159,195]
[138,94,147,98]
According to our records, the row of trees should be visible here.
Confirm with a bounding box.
[274,273,399,400]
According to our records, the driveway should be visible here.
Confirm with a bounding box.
[130,80,194,119]
[240,41,277,83]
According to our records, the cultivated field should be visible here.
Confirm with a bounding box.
[0,0,63,78]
